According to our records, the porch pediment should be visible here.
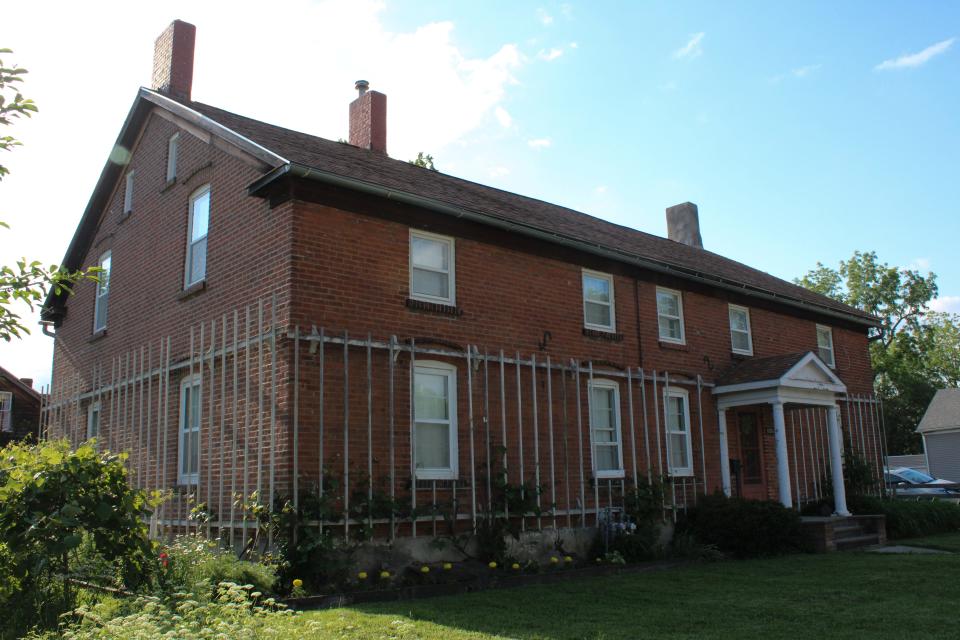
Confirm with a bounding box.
[712,351,846,409]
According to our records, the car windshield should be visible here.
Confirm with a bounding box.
[898,468,935,484]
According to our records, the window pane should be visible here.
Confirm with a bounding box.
[184,431,200,475]
[189,237,207,284]
[668,397,687,432]
[730,309,748,332]
[191,191,210,241]
[819,346,834,365]
[585,301,611,327]
[657,291,679,317]
[99,254,111,294]
[659,316,681,340]
[412,268,449,299]
[415,422,450,468]
[415,372,448,420]
[595,444,619,471]
[189,385,201,429]
[732,330,750,352]
[591,387,614,427]
[167,135,178,180]
[669,434,688,469]
[817,327,832,349]
[583,275,610,303]
[95,299,108,331]
[411,236,448,270]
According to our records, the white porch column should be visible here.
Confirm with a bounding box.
[827,404,851,516]
[717,408,732,497]
[771,401,792,509]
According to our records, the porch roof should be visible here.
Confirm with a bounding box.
[712,351,846,409]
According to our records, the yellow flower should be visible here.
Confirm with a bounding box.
[511,563,520,570]
[358,572,368,580]
[292,579,303,589]
[550,556,559,564]
[488,561,498,569]
[564,556,573,563]
[420,566,430,574]
[443,562,453,570]
[379,570,390,579]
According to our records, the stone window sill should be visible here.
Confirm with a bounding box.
[405,297,462,317]
[658,340,688,352]
[582,327,624,342]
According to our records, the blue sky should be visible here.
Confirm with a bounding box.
[2,1,958,387]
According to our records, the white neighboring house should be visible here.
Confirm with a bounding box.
[917,389,960,483]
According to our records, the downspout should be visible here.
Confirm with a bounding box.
[41,322,56,338]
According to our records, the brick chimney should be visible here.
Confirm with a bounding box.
[666,202,703,249]
[19,378,33,388]
[152,20,196,102]
[349,80,387,154]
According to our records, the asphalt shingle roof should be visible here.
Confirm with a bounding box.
[918,389,960,433]
[716,352,809,386]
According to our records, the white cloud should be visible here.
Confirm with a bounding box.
[537,8,554,25]
[494,106,512,127]
[930,296,960,314]
[908,257,932,272]
[674,32,704,60]
[488,166,510,177]
[875,37,955,71]
[792,64,821,78]
[594,185,608,194]
[569,41,579,49]
[528,137,552,149]
[538,48,564,62]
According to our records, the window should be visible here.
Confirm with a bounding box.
[816,324,835,368]
[413,361,458,480]
[123,171,135,214]
[178,376,201,485]
[93,251,111,333]
[87,402,101,439]
[185,185,210,287]
[166,133,179,182]
[728,304,753,355]
[582,270,616,332]
[656,287,685,343]
[665,388,693,476]
[589,379,624,478]
[409,230,455,305]
[0,391,12,433]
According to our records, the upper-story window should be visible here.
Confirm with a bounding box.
[166,133,179,182]
[123,171,135,214]
[0,391,11,433]
[87,401,101,439]
[589,378,624,478]
[665,388,694,476]
[728,304,753,355]
[656,287,685,344]
[816,324,835,368]
[185,185,210,287]
[413,361,458,480]
[409,230,455,305]
[582,270,616,332]
[178,375,201,485]
[93,251,111,333]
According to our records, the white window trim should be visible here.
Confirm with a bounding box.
[166,133,180,182]
[409,229,456,306]
[582,269,616,333]
[178,374,201,485]
[0,391,12,433]
[588,378,625,479]
[86,401,101,440]
[123,171,135,214]
[413,360,459,480]
[664,388,694,477]
[816,324,836,368]
[93,250,111,333]
[185,184,210,288]
[728,304,754,356]
[656,287,686,344]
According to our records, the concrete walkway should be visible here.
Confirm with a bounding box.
[867,544,952,554]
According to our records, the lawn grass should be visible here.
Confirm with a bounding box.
[302,551,960,639]
[897,531,960,552]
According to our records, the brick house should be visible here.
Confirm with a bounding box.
[0,365,41,446]
[40,21,887,544]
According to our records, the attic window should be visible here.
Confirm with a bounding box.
[123,171,135,214]
[185,185,210,288]
[410,230,455,305]
[816,325,835,368]
[166,133,179,182]
[0,391,11,433]
[93,251,111,333]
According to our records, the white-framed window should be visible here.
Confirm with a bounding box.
[185,185,210,287]
[87,401,101,440]
[413,361,458,480]
[0,391,12,433]
[656,287,685,344]
[816,324,835,368]
[166,133,179,182]
[664,388,694,476]
[93,251,111,333]
[728,304,753,355]
[178,375,201,485]
[409,230,455,305]
[123,171,135,214]
[589,378,624,478]
[582,270,616,332]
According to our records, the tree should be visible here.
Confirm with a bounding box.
[409,151,437,171]
[1,48,97,341]
[796,251,957,454]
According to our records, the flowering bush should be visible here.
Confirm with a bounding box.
[157,535,277,596]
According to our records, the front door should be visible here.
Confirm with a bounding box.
[736,411,767,500]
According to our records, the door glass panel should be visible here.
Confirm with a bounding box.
[738,413,762,484]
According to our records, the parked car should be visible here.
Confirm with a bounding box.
[884,466,960,502]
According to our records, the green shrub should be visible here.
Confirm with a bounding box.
[159,535,276,595]
[847,496,960,539]
[677,493,809,558]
